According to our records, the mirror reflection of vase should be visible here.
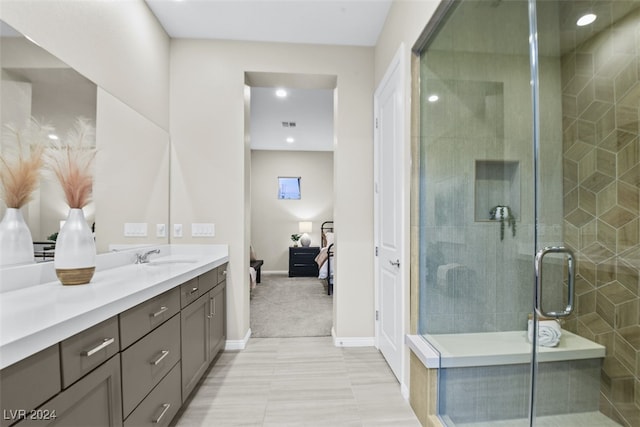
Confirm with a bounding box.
[54,208,96,285]
[0,208,35,267]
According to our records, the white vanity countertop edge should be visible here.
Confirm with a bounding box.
[0,244,228,370]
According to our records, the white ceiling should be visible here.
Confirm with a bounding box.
[250,87,334,151]
[145,0,393,46]
[145,0,392,152]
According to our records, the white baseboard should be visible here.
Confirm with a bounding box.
[262,270,288,275]
[225,328,251,350]
[401,383,410,400]
[331,327,375,347]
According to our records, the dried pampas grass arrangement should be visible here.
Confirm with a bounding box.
[46,117,96,209]
[0,118,51,208]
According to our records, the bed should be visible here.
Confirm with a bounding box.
[315,221,334,295]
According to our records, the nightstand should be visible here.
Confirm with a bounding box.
[289,246,320,277]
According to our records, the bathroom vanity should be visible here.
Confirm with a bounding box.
[0,244,228,427]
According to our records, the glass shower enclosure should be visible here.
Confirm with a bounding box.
[417,0,639,425]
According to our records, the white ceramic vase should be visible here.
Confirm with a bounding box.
[54,208,96,285]
[0,208,35,267]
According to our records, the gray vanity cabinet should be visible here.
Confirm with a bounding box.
[60,316,120,388]
[0,345,61,427]
[122,363,181,427]
[208,277,226,360]
[120,314,181,418]
[1,262,227,427]
[180,291,210,400]
[22,355,123,427]
[180,263,227,401]
[119,287,180,349]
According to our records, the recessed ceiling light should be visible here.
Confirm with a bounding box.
[577,13,597,26]
[428,94,439,103]
[48,134,59,140]
[286,137,295,143]
[275,89,287,98]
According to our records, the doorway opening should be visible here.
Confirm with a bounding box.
[245,71,337,338]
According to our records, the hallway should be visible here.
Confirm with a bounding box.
[172,337,420,426]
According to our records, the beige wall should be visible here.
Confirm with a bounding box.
[374,0,441,409]
[170,39,374,341]
[251,150,334,272]
[0,0,171,253]
[0,0,169,129]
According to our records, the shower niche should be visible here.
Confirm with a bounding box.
[474,160,520,223]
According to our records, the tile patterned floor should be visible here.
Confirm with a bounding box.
[172,337,421,427]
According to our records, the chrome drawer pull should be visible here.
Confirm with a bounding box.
[150,350,169,366]
[150,306,168,318]
[189,287,199,295]
[82,337,115,357]
[153,403,171,424]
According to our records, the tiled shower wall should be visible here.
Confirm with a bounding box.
[561,8,640,426]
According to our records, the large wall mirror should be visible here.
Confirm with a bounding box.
[0,20,96,247]
[0,19,170,257]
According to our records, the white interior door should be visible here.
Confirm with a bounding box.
[374,46,405,382]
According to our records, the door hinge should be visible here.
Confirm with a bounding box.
[375,246,379,256]
[375,118,379,129]
[375,310,379,321]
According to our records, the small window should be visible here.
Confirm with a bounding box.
[278,177,301,200]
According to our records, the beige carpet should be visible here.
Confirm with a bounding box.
[250,273,332,337]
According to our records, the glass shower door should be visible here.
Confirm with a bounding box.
[418,0,537,424]
[418,0,637,425]
[530,0,638,425]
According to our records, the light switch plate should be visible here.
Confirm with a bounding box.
[173,223,183,238]
[124,223,147,237]
[191,223,215,237]
[156,224,166,238]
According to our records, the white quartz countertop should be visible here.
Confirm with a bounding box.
[0,244,228,370]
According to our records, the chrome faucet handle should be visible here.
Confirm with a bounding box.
[135,249,161,264]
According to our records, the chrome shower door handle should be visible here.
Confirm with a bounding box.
[534,246,575,318]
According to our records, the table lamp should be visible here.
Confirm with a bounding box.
[299,221,312,247]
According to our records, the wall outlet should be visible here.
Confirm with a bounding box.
[173,223,183,238]
[191,223,215,237]
[124,222,147,237]
[156,223,166,238]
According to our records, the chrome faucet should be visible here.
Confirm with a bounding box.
[135,249,160,264]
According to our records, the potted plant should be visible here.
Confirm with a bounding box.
[290,233,301,247]
[0,118,50,266]
[490,205,516,241]
[46,117,97,285]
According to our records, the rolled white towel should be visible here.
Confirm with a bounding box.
[527,318,562,347]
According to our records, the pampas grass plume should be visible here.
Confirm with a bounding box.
[46,117,96,209]
[0,118,50,208]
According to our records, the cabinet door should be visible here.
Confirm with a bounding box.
[0,345,60,427]
[180,294,209,400]
[20,355,122,427]
[208,282,226,360]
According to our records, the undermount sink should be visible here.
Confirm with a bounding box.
[144,259,198,266]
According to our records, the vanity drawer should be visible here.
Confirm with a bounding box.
[60,316,120,388]
[0,345,61,427]
[179,277,201,308]
[123,362,181,427]
[198,268,217,294]
[119,287,180,349]
[120,314,180,418]
[217,263,227,284]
